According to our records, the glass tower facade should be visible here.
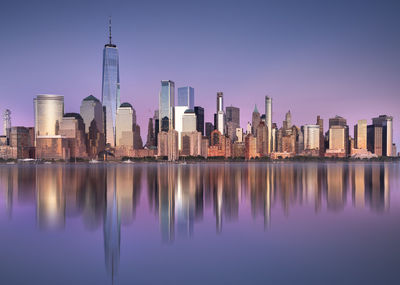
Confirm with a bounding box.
[101,28,120,147]
[159,80,175,132]
[34,94,64,141]
[177,87,194,109]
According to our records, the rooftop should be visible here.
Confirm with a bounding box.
[83,95,100,103]
[120,102,132,108]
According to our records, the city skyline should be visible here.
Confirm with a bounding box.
[1,0,399,147]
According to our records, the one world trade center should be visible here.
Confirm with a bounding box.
[101,18,120,147]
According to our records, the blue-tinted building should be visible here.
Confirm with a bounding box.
[177,87,194,109]
[159,80,175,132]
[101,19,120,147]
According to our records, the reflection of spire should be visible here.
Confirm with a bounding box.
[264,166,271,230]
[104,167,120,284]
[6,169,13,219]
[215,173,223,234]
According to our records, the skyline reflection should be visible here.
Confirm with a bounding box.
[0,163,394,233]
[0,162,397,283]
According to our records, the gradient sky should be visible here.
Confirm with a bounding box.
[1,0,399,147]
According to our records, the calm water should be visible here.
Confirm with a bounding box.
[1,162,400,285]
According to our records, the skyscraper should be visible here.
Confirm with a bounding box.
[146,118,155,148]
[34,94,64,140]
[174,105,188,150]
[215,92,225,135]
[205,122,214,142]
[3,109,11,140]
[226,106,240,126]
[80,95,104,134]
[326,116,349,157]
[265,96,272,153]
[251,105,260,135]
[226,106,240,141]
[354,119,367,150]
[372,115,393,156]
[303,125,320,150]
[194,106,204,135]
[102,18,120,147]
[283,110,292,130]
[115,103,136,148]
[177,87,194,109]
[316,116,325,156]
[159,80,175,132]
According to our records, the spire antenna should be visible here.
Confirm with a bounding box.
[109,16,112,45]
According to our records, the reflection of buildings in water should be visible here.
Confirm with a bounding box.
[81,166,106,231]
[352,164,365,208]
[210,164,240,233]
[275,164,298,216]
[176,166,196,237]
[326,164,347,212]
[36,166,65,229]
[104,166,121,283]
[147,164,203,240]
[248,164,272,229]
[0,167,16,218]
[301,165,318,208]
[364,164,389,212]
[158,165,175,242]
[265,166,272,229]
[0,166,36,218]
[116,165,142,226]
[63,166,87,218]
[351,163,390,212]
[146,165,158,213]
[214,166,223,233]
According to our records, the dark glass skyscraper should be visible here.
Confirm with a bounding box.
[101,19,120,147]
[194,106,204,135]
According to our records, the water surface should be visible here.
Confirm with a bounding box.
[1,162,400,284]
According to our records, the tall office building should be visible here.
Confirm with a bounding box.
[215,92,225,135]
[251,105,260,135]
[59,113,88,158]
[174,105,188,150]
[303,125,320,150]
[372,115,393,156]
[226,106,240,126]
[159,80,175,132]
[34,94,64,140]
[177,87,194,109]
[265,96,272,154]
[80,95,104,134]
[146,118,155,148]
[328,115,349,155]
[101,18,120,147]
[354,119,367,150]
[154,110,159,146]
[328,126,346,151]
[116,103,136,147]
[194,106,204,135]
[226,106,240,141]
[182,110,197,133]
[316,116,325,156]
[205,122,214,141]
[283,110,292,130]
[3,109,11,138]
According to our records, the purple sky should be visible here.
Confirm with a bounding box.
[1,0,399,147]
